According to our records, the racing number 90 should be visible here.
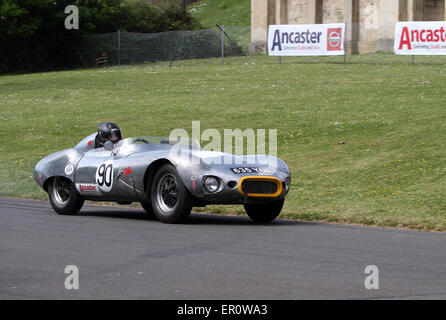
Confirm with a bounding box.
[97,163,113,187]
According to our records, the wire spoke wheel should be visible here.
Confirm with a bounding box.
[157,174,179,213]
[48,176,84,215]
[52,176,72,205]
[151,164,192,223]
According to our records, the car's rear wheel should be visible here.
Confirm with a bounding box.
[48,176,84,215]
[244,198,284,223]
[151,164,192,223]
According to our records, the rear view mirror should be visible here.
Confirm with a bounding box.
[104,141,114,152]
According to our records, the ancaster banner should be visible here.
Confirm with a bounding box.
[268,24,345,56]
[395,21,446,55]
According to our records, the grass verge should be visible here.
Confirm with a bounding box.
[1,54,445,231]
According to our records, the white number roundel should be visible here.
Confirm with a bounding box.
[96,160,114,192]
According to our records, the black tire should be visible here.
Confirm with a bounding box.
[150,164,192,223]
[140,201,157,220]
[48,176,84,215]
[244,198,284,223]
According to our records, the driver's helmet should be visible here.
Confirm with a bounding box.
[96,122,122,147]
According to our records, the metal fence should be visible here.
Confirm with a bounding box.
[74,26,249,68]
[72,25,446,69]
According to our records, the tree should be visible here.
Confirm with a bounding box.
[0,0,200,72]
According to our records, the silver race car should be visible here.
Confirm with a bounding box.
[34,131,291,223]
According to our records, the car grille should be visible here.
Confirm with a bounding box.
[238,176,282,198]
[242,180,278,194]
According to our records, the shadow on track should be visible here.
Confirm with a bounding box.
[78,208,309,226]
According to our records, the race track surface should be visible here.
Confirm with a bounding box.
[0,197,445,300]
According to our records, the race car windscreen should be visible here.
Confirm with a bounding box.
[117,136,201,150]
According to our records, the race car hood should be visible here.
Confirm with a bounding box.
[188,149,290,175]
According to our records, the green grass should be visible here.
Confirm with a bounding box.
[1,54,446,231]
[187,0,251,53]
[188,0,250,27]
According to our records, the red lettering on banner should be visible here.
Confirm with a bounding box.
[399,27,412,50]
[398,25,446,51]
[427,30,434,42]
[411,29,419,42]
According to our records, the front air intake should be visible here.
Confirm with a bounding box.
[242,180,277,194]
[238,176,283,198]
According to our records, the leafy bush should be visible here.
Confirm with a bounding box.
[0,0,201,72]
[118,1,200,33]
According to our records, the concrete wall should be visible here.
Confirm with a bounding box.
[413,0,444,20]
[286,0,316,24]
[250,0,269,54]
[423,0,444,20]
[378,0,399,51]
[322,0,347,23]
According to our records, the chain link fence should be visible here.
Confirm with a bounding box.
[71,25,446,69]
[74,26,248,68]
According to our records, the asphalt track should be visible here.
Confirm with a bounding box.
[0,197,445,300]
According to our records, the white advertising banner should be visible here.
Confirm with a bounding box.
[268,24,345,56]
[395,21,446,55]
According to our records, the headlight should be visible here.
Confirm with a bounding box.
[204,176,219,193]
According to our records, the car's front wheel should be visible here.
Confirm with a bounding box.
[150,164,192,223]
[48,176,84,215]
[140,201,157,220]
[244,198,284,223]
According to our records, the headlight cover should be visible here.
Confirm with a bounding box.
[204,176,219,193]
